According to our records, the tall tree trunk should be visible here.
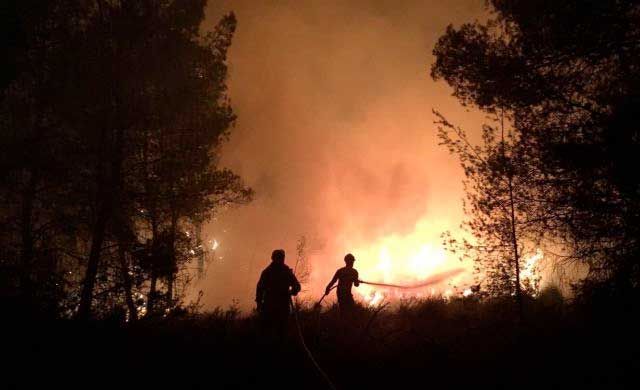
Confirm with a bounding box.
[508,175,523,318]
[147,217,159,316]
[196,219,204,279]
[77,124,124,320]
[148,273,157,316]
[77,199,109,320]
[118,240,137,322]
[500,108,523,319]
[166,210,178,306]
[166,273,173,307]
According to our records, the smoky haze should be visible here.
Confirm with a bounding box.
[195,0,489,310]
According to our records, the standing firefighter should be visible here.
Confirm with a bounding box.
[325,253,360,316]
[256,249,301,341]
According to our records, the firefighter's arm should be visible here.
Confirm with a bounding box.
[354,270,360,287]
[325,272,338,295]
[290,270,301,296]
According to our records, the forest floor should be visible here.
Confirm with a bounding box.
[5,295,638,389]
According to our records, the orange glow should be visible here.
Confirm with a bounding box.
[521,249,542,281]
[339,218,474,306]
[520,249,543,294]
[195,1,496,311]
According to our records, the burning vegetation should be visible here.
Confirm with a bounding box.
[2,0,639,388]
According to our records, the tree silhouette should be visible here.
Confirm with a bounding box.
[432,0,640,296]
[0,1,252,320]
[436,109,545,315]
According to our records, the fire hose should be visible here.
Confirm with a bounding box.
[316,268,465,306]
[292,268,465,389]
[315,285,336,306]
[359,268,464,289]
[290,296,337,390]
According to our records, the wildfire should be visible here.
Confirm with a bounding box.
[519,248,543,295]
[327,220,544,307]
[362,291,385,306]
[521,249,542,281]
[344,219,473,306]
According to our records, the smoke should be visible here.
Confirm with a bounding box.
[195,0,489,310]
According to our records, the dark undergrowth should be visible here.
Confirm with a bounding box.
[4,291,639,389]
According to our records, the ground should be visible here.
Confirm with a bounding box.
[5,296,638,389]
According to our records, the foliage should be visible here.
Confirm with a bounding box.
[294,235,311,286]
[436,108,546,303]
[6,293,638,389]
[0,0,252,320]
[432,0,640,296]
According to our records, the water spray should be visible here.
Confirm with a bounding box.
[358,268,465,289]
[316,268,465,307]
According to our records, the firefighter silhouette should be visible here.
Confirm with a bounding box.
[256,249,301,341]
[325,253,360,316]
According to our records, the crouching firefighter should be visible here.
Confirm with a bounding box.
[256,249,301,342]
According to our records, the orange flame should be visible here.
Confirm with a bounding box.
[342,220,474,306]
